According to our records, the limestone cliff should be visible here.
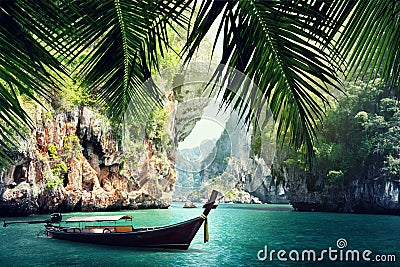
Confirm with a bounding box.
[174,108,288,204]
[272,150,400,214]
[0,107,176,216]
[287,174,400,215]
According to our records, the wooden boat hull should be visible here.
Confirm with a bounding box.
[45,217,204,250]
[4,191,219,250]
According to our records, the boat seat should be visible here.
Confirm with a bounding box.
[115,226,133,232]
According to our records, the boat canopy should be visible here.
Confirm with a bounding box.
[65,215,132,223]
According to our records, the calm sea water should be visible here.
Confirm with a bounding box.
[1,203,399,267]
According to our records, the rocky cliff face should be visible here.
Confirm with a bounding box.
[173,106,289,204]
[288,175,400,215]
[0,107,176,216]
[274,154,400,214]
[204,113,288,204]
[233,156,289,204]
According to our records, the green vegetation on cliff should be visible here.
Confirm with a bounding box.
[278,79,400,193]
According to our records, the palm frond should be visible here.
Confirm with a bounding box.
[66,0,191,121]
[185,0,356,156]
[337,0,400,87]
[0,1,70,168]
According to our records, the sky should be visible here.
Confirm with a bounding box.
[178,100,230,150]
[178,117,225,149]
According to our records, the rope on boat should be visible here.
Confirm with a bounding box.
[199,214,209,243]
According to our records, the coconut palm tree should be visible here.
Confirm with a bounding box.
[0,0,399,167]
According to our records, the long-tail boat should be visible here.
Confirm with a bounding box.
[3,190,218,250]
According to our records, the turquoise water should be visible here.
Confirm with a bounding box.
[1,203,399,267]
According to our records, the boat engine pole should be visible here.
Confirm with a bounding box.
[3,213,62,227]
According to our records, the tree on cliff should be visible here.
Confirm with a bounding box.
[0,0,398,167]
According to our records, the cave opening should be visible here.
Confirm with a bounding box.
[174,100,232,200]
[13,165,26,184]
[63,172,68,187]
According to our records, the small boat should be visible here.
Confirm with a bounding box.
[3,190,219,250]
[183,200,197,208]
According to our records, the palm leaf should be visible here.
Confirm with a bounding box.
[0,1,71,168]
[336,0,400,87]
[184,0,356,157]
[65,0,191,122]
